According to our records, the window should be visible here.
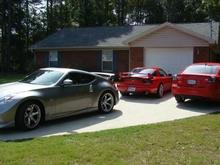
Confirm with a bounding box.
[20,70,64,85]
[49,50,58,67]
[102,50,113,72]
[131,68,155,75]
[183,65,218,74]
[66,72,95,85]
[159,69,167,77]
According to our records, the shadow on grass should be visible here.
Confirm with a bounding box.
[0,109,122,142]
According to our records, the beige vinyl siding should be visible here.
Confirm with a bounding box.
[130,27,209,48]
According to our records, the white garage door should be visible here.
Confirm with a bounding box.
[144,48,193,74]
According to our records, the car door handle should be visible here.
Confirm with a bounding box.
[89,84,93,92]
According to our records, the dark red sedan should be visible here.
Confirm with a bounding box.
[116,67,172,97]
[172,63,220,103]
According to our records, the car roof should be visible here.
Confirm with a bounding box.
[132,67,160,70]
[192,62,220,66]
[40,67,91,74]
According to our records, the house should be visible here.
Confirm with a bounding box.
[31,22,219,74]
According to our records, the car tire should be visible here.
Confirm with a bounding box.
[98,92,115,113]
[157,84,164,98]
[175,95,185,103]
[15,101,43,130]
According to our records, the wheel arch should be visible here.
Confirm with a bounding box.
[16,98,46,122]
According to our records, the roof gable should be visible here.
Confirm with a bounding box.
[128,25,210,47]
[124,22,216,45]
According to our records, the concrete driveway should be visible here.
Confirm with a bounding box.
[1,93,220,141]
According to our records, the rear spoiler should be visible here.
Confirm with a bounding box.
[92,72,118,82]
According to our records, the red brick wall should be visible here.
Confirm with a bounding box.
[35,49,129,72]
[130,47,144,70]
[59,50,101,71]
[193,47,210,63]
[35,51,48,67]
[114,50,129,72]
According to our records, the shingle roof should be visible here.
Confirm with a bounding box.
[32,22,219,50]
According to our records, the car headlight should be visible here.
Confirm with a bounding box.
[0,95,15,105]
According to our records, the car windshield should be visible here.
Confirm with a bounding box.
[183,65,218,74]
[20,70,64,85]
[131,68,155,75]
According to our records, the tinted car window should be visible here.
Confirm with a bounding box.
[159,69,167,77]
[183,65,218,74]
[20,70,64,85]
[131,68,144,73]
[131,68,155,75]
[67,72,95,85]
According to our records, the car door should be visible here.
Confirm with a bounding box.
[158,69,172,91]
[55,72,96,115]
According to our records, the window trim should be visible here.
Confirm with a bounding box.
[62,72,96,86]
[102,49,113,72]
[49,50,58,67]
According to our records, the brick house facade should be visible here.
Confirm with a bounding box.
[32,22,219,74]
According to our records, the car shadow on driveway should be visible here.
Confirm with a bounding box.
[177,100,220,113]
[120,92,173,104]
[0,109,122,141]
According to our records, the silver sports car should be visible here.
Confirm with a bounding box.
[0,68,119,130]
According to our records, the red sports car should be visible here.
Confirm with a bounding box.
[116,67,172,97]
[172,63,220,103]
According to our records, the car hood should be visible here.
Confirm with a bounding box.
[0,82,47,99]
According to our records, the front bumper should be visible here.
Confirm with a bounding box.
[0,101,18,128]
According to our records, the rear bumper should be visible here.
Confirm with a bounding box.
[117,83,157,94]
[172,83,220,101]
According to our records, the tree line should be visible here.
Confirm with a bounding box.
[0,0,220,72]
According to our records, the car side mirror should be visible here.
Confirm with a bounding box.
[62,79,73,86]
[168,74,172,77]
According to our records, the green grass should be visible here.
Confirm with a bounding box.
[0,114,220,165]
[0,74,25,84]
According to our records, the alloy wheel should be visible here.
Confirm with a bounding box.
[157,84,164,98]
[100,93,114,113]
[24,104,42,129]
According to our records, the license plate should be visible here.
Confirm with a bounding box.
[127,87,136,92]
[187,80,196,85]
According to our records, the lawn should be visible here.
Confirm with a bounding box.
[0,74,25,84]
[0,114,220,165]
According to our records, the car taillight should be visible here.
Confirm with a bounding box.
[207,76,216,83]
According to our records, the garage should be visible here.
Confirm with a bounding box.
[144,48,194,74]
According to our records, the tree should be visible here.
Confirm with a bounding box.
[202,0,220,21]
[127,0,165,25]
[183,0,208,22]
[113,0,128,25]
[202,0,220,50]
